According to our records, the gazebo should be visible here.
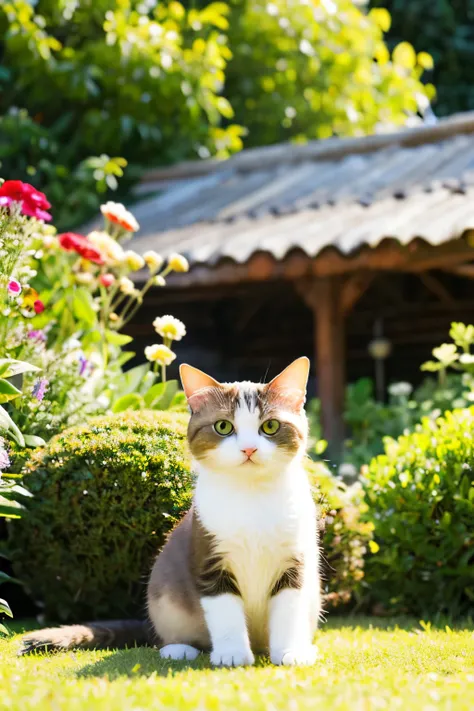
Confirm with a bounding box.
[128,113,474,453]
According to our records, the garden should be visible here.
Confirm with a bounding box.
[1,0,473,708]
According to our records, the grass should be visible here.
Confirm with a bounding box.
[0,617,473,710]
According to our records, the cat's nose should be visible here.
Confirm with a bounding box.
[242,447,257,459]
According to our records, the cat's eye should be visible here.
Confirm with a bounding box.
[261,419,280,436]
[214,419,234,436]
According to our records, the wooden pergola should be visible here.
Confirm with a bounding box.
[123,113,474,454]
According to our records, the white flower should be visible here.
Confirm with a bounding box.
[119,276,135,295]
[338,462,358,479]
[143,250,164,271]
[168,252,189,273]
[459,353,474,365]
[388,381,413,397]
[153,315,186,341]
[144,344,176,365]
[123,250,145,271]
[88,230,124,264]
[100,201,139,232]
[75,272,94,285]
[154,275,166,287]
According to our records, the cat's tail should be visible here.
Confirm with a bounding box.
[18,619,155,656]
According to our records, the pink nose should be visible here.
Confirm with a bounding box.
[242,447,257,459]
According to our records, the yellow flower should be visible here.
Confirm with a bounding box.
[144,344,176,365]
[153,315,186,341]
[143,250,164,271]
[368,541,380,554]
[168,252,189,273]
[119,276,135,295]
[88,230,124,265]
[124,250,145,271]
[109,312,119,322]
[154,275,166,287]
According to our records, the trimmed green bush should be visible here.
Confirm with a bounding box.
[363,407,474,618]
[9,411,193,622]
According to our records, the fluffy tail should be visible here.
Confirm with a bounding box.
[19,619,155,656]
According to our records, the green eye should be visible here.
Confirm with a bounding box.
[214,419,234,436]
[261,419,280,436]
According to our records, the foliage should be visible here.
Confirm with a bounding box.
[369,0,474,116]
[0,1,433,229]
[225,0,434,148]
[309,322,474,471]
[0,1,244,229]
[307,459,372,609]
[2,620,474,709]
[363,406,474,618]
[9,410,193,622]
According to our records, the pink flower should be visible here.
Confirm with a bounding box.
[8,279,21,295]
[58,233,105,265]
[0,181,52,222]
[33,300,45,314]
[99,273,115,287]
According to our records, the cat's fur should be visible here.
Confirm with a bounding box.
[20,357,321,666]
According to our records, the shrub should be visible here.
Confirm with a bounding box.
[9,410,193,622]
[363,407,474,618]
[307,459,372,609]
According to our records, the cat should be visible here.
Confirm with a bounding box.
[20,357,321,667]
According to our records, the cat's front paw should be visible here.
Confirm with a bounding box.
[271,644,319,666]
[210,645,255,667]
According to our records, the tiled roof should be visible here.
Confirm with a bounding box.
[126,113,474,267]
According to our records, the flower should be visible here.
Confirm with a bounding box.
[144,344,176,365]
[88,231,124,265]
[119,276,135,295]
[100,202,139,232]
[0,180,52,221]
[75,272,94,285]
[100,273,115,288]
[124,250,145,271]
[459,353,474,365]
[154,275,166,287]
[33,300,45,314]
[59,233,105,265]
[27,329,47,343]
[388,381,413,398]
[32,378,49,401]
[0,446,10,473]
[42,234,57,249]
[153,315,186,341]
[143,251,164,271]
[168,252,189,273]
[78,355,90,377]
[8,279,22,295]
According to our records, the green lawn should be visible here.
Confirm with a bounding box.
[1,618,473,710]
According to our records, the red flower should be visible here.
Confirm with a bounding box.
[58,233,104,265]
[0,181,52,222]
[33,300,45,314]
[99,273,115,287]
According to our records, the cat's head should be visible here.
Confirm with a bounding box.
[179,358,309,478]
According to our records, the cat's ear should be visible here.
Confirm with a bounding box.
[179,364,221,410]
[266,357,310,410]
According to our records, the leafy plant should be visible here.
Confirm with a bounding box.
[9,410,194,622]
[362,406,474,618]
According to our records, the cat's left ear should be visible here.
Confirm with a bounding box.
[265,357,310,410]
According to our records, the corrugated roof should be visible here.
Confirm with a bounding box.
[127,114,474,268]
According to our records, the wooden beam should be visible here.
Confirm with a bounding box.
[443,264,474,279]
[419,272,456,304]
[340,272,375,315]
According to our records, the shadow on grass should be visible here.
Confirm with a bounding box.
[75,646,211,679]
[323,614,474,632]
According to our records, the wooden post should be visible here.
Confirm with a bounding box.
[296,276,346,458]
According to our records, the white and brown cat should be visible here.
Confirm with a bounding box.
[20,357,321,666]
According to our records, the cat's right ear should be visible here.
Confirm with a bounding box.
[179,364,221,411]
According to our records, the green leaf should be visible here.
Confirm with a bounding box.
[0,359,40,378]
[0,405,25,447]
[0,598,13,618]
[73,288,97,328]
[0,624,10,636]
[0,571,19,585]
[111,393,145,413]
[105,330,133,346]
[0,379,22,404]
[147,380,179,410]
[314,439,328,455]
[116,351,136,367]
[23,434,46,448]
